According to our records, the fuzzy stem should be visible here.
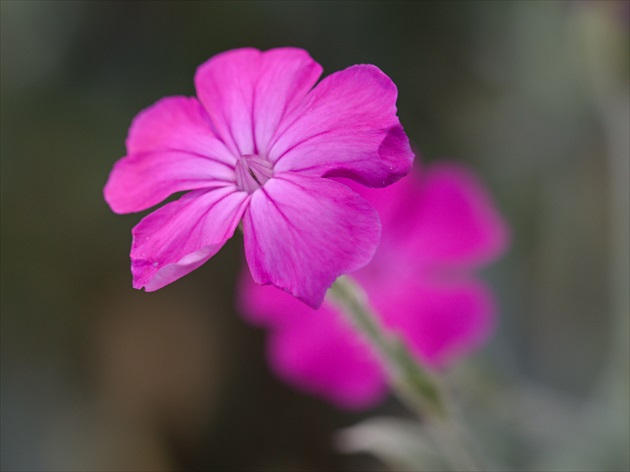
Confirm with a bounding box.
[329,275,481,471]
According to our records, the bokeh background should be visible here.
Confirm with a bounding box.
[1,1,628,471]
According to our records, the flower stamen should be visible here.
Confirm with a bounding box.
[248,167,262,186]
[236,154,274,193]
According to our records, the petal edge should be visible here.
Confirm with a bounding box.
[131,187,249,291]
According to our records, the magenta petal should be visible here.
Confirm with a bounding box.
[269,312,387,410]
[338,167,425,251]
[238,269,386,409]
[104,97,236,214]
[406,163,510,268]
[125,96,234,161]
[373,278,496,368]
[131,186,249,291]
[237,267,299,327]
[104,150,236,214]
[352,164,510,269]
[243,173,380,308]
[268,65,414,187]
[195,47,322,157]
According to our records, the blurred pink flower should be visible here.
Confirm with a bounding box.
[239,163,510,409]
[104,47,413,308]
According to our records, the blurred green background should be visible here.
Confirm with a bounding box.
[1,1,628,471]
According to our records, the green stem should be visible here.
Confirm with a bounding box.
[329,275,481,471]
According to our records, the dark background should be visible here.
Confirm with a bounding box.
[2,1,628,470]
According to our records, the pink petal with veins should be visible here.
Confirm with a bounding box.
[269,65,413,188]
[243,173,380,308]
[131,186,249,291]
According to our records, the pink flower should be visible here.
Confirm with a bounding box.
[104,47,414,308]
[239,163,510,409]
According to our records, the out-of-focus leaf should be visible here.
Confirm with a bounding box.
[335,416,447,471]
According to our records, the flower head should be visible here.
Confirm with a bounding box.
[104,48,414,307]
[239,163,510,409]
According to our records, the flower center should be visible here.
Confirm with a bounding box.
[235,154,274,193]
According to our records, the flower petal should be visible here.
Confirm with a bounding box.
[237,269,386,409]
[348,163,510,270]
[125,96,234,161]
[104,96,236,214]
[268,65,414,187]
[372,277,496,368]
[269,312,387,410]
[405,163,510,268]
[243,173,380,308]
[237,267,298,327]
[131,186,249,291]
[195,47,322,157]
